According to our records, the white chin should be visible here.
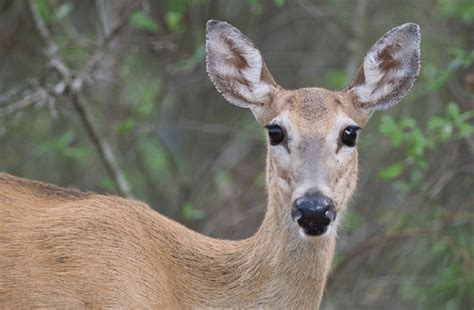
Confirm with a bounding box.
[298,225,333,239]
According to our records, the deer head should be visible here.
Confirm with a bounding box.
[206,20,420,238]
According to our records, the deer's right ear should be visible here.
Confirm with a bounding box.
[206,20,279,112]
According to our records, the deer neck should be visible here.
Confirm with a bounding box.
[167,160,337,308]
[243,170,337,307]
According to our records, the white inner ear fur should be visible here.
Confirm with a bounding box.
[354,40,416,103]
[351,23,420,111]
[206,21,276,108]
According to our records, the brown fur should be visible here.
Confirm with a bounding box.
[0,172,334,308]
[378,44,401,72]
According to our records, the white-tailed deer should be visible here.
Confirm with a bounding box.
[0,20,420,308]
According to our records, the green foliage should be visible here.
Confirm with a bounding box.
[116,118,135,136]
[168,44,205,73]
[32,0,53,23]
[379,162,404,180]
[32,0,73,24]
[437,0,474,22]
[247,0,286,15]
[99,177,116,192]
[342,210,364,234]
[37,130,86,160]
[130,10,159,33]
[165,11,183,33]
[181,201,206,221]
[247,0,263,15]
[139,141,170,178]
[323,69,346,89]
[163,0,209,32]
[425,48,474,91]
[54,3,73,20]
[214,170,231,190]
[254,172,266,188]
[121,54,163,118]
[398,224,474,308]
[378,102,473,194]
[273,0,286,7]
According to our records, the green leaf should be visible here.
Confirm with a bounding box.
[407,128,426,157]
[254,172,265,188]
[379,115,403,147]
[99,177,115,192]
[214,171,231,190]
[273,0,286,7]
[439,124,454,141]
[428,116,448,131]
[181,202,206,221]
[32,0,53,23]
[446,102,460,121]
[343,211,364,233]
[323,70,346,89]
[399,117,416,129]
[165,11,182,32]
[141,142,169,177]
[379,115,398,134]
[63,147,86,159]
[116,118,135,135]
[390,130,403,147]
[130,10,159,33]
[54,3,73,20]
[379,162,404,180]
[458,122,474,138]
[248,0,263,15]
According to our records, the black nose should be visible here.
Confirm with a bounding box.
[292,192,336,236]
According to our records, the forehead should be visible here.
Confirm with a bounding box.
[275,88,366,133]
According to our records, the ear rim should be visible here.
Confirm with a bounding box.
[205,19,279,110]
[348,23,421,113]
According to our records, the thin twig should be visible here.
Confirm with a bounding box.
[72,0,140,92]
[326,212,474,288]
[71,93,132,197]
[28,0,133,197]
[326,228,436,289]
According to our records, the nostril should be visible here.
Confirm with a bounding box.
[291,208,303,222]
[292,193,337,236]
[325,209,336,221]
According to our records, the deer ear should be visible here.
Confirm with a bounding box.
[206,20,279,111]
[348,23,421,113]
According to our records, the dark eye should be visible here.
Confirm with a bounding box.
[341,126,360,147]
[265,124,285,145]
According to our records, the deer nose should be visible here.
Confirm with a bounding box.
[291,192,336,236]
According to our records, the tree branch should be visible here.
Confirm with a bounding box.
[28,0,133,197]
[70,93,132,197]
[326,212,474,288]
[325,228,436,289]
[72,0,140,92]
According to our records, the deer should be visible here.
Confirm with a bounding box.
[0,20,420,309]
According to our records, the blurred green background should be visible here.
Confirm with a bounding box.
[0,0,473,308]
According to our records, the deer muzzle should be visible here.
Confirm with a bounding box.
[291,191,336,236]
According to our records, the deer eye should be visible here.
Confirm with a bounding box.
[265,124,285,145]
[341,126,360,147]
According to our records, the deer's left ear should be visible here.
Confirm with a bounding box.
[348,23,421,113]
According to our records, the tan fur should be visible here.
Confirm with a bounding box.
[0,171,335,308]
[0,20,420,309]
